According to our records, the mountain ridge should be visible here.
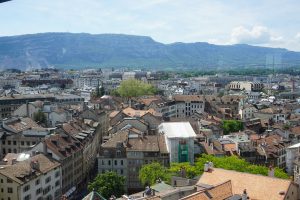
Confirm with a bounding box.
[0,32,299,70]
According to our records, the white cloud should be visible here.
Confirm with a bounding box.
[296,33,300,40]
[230,26,273,44]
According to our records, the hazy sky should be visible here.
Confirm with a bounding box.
[1,0,300,51]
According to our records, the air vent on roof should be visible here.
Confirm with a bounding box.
[279,191,285,195]
[21,121,27,126]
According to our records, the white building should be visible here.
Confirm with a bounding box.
[286,143,300,175]
[158,122,196,164]
[239,104,257,120]
[122,72,136,80]
[0,153,62,200]
[0,77,20,89]
[229,81,264,92]
[173,95,205,118]
[74,76,102,89]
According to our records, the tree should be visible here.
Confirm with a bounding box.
[139,162,170,186]
[194,154,289,179]
[117,79,157,99]
[88,171,125,199]
[168,162,199,179]
[100,86,105,96]
[33,110,46,124]
[283,123,290,130]
[140,155,289,185]
[110,89,120,96]
[222,120,243,135]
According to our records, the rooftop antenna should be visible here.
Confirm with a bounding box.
[272,54,275,77]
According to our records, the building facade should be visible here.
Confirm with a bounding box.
[0,154,61,200]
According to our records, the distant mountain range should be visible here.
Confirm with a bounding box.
[0,32,300,70]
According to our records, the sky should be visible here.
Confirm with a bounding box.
[1,0,300,51]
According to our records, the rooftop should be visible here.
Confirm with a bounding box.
[158,122,197,138]
[0,154,60,185]
[198,168,294,200]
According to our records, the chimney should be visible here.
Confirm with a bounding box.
[43,141,48,155]
[26,101,29,117]
[12,158,17,165]
[268,165,275,177]
[208,161,214,170]
[30,160,40,171]
[180,167,186,177]
[242,189,248,200]
[204,162,209,172]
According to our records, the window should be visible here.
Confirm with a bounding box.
[7,141,11,145]
[13,141,16,145]
[36,188,42,195]
[7,187,13,193]
[114,160,117,165]
[24,194,31,200]
[108,160,111,165]
[7,178,13,183]
[43,185,51,195]
[35,179,40,185]
[55,189,60,197]
[55,171,60,178]
[21,141,24,145]
[45,177,51,184]
[23,185,30,192]
[26,141,30,146]
[55,180,60,187]
[116,150,121,156]
[1,141,4,145]
[121,160,124,165]
[0,179,2,183]
[46,194,53,200]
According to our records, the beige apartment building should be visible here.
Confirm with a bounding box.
[0,154,61,200]
[229,81,264,92]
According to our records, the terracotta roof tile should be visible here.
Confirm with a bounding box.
[198,168,293,200]
[173,95,204,102]
[0,154,60,185]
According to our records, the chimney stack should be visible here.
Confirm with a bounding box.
[30,160,40,171]
[12,158,17,165]
[43,141,48,155]
[268,165,275,177]
[26,101,29,117]
[242,189,248,200]
[204,162,209,172]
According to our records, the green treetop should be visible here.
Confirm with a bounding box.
[139,154,289,185]
[139,162,170,186]
[116,79,157,98]
[88,171,125,199]
[222,120,244,135]
[33,110,46,124]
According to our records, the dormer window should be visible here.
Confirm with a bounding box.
[116,150,121,157]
